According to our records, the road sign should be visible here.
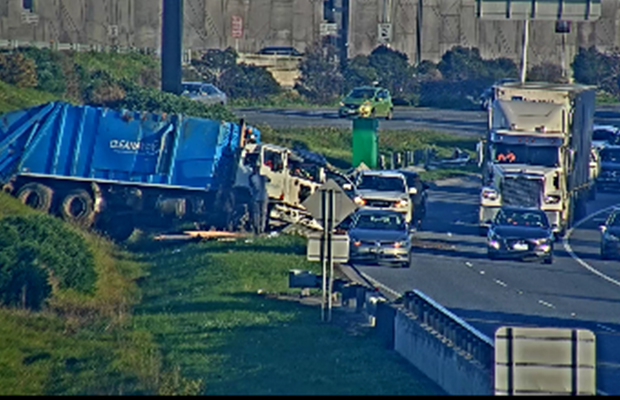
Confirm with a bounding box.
[307,234,349,263]
[377,23,393,44]
[495,327,596,395]
[302,179,358,228]
[477,0,601,21]
[231,15,244,39]
[320,22,338,37]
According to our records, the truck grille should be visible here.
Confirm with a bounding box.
[365,199,393,208]
[502,177,542,208]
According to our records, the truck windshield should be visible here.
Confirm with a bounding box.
[492,144,559,167]
[357,175,405,192]
[600,149,620,163]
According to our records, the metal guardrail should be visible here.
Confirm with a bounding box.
[378,148,475,171]
[403,289,495,371]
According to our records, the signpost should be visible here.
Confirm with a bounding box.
[303,179,358,322]
[320,22,338,37]
[232,15,243,51]
[377,23,393,45]
[476,0,601,83]
[495,327,596,395]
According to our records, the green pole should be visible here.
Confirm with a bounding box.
[352,118,379,169]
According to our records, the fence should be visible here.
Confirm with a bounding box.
[377,147,475,170]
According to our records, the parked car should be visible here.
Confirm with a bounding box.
[398,169,430,229]
[487,207,555,264]
[181,82,227,106]
[338,86,394,120]
[257,46,302,57]
[479,78,519,110]
[353,170,415,224]
[600,207,620,260]
[345,209,412,268]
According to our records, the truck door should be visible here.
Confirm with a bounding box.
[261,147,287,202]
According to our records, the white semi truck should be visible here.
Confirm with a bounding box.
[479,82,596,237]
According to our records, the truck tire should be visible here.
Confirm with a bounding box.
[60,189,96,228]
[16,183,53,212]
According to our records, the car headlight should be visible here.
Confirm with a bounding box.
[339,102,345,107]
[393,240,409,249]
[354,196,366,206]
[604,232,620,242]
[394,199,409,208]
[481,187,499,201]
[533,238,551,245]
[544,195,561,204]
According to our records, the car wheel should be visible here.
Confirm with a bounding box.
[370,109,376,119]
[543,255,554,265]
[479,226,488,236]
[601,248,610,260]
[487,250,497,260]
[386,109,393,120]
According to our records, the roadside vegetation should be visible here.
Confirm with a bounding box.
[0,190,444,395]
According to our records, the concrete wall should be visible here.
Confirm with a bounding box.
[393,307,493,395]
[1,0,619,68]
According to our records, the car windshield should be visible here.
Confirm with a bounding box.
[349,88,377,100]
[600,148,620,163]
[593,129,615,141]
[495,209,549,228]
[357,175,405,192]
[354,213,406,231]
[492,144,559,167]
[182,84,201,94]
[202,85,219,95]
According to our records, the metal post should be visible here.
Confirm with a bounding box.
[321,189,328,322]
[327,189,335,322]
[520,19,530,84]
[162,0,184,95]
[416,0,423,66]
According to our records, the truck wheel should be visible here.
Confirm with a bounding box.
[16,183,53,212]
[60,189,95,228]
[2,183,14,194]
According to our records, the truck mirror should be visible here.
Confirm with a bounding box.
[342,183,353,191]
[600,225,607,233]
[409,187,418,195]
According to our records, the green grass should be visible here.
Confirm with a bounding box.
[131,235,445,395]
[73,51,159,82]
[260,125,481,179]
[0,81,61,114]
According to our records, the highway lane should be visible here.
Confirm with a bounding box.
[234,105,620,137]
[353,176,620,395]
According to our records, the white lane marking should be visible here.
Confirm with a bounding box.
[563,204,620,288]
[538,300,555,309]
[465,262,473,268]
[597,323,617,333]
[494,279,507,287]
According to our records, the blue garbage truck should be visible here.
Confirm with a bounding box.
[0,101,329,240]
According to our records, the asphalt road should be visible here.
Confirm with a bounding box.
[233,105,620,137]
[353,176,620,395]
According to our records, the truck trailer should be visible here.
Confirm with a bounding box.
[478,82,595,237]
[0,102,329,240]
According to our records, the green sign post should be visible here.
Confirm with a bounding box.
[352,118,379,169]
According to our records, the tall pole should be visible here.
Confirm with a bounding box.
[321,189,328,322]
[340,0,350,69]
[327,189,335,322]
[162,0,184,95]
[416,0,423,66]
[520,19,530,84]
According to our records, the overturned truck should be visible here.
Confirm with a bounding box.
[0,102,337,240]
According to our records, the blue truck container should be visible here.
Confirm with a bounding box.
[0,101,260,240]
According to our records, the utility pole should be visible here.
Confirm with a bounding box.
[340,0,350,69]
[416,0,423,66]
[161,0,184,95]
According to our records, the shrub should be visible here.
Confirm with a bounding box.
[572,46,620,98]
[342,55,378,94]
[0,52,38,88]
[0,214,96,310]
[295,40,344,104]
[527,62,565,83]
[368,45,417,104]
[14,47,68,95]
[219,63,281,100]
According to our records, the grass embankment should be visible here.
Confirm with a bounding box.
[0,192,164,395]
[0,189,445,394]
[0,81,61,115]
[260,125,481,181]
[131,236,445,395]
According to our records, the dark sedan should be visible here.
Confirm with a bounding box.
[487,207,554,264]
[345,209,412,268]
[601,207,620,260]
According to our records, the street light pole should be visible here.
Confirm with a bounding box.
[161,0,184,95]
